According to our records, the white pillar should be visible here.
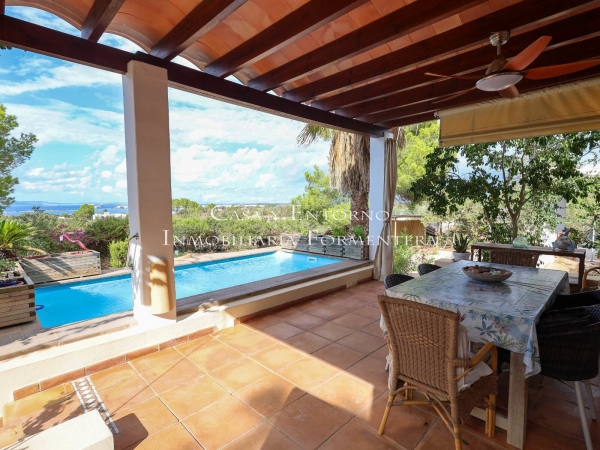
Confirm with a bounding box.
[369,135,386,260]
[123,60,176,327]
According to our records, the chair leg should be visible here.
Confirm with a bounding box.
[584,380,597,421]
[486,394,496,438]
[575,381,594,450]
[384,359,389,371]
[453,426,463,450]
[378,394,396,435]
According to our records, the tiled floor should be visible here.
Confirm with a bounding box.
[1,280,600,449]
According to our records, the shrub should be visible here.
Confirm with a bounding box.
[393,240,413,275]
[109,240,129,268]
[172,217,214,251]
[83,217,129,257]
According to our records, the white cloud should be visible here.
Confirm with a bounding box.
[26,167,45,177]
[102,186,114,193]
[7,7,78,35]
[255,173,274,188]
[101,170,112,178]
[94,145,123,167]
[116,179,128,189]
[115,159,127,174]
[20,166,93,193]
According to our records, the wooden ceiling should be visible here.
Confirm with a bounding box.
[2,0,600,134]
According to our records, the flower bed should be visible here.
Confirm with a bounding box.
[19,250,101,284]
[0,263,35,328]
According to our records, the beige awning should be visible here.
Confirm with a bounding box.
[438,77,600,147]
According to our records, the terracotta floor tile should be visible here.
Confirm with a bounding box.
[175,334,220,356]
[295,299,323,313]
[312,343,366,370]
[272,307,303,319]
[319,419,399,450]
[245,315,282,330]
[226,331,278,355]
[312,372,383,416]
[270,394,349,450]
[250,343,306,371]
[369,345,390,361]
[310,322,355,341]
[99,375,155,414]
[338,331,386,354]
[112,396,178,450]
[222,421,300,450]
[285,332,332,353]
[89,363,137,391]
[277,357,339,392]
[280,313,326,330]
[208,357,271,392]
[362,320,385,337]
[236,373,306,417]
[2,383,74,424]
[213,324,255,342]
[521,420,590,450]
[17,397,84,436]
[261,322,304,340]
[183,395,262,450]
[187,341,244,371]
[346,356,390,392]
[327,298,367,312]
[415,419,499,450]
[332,313,376,330]
[357,392,437,449]
[139,358,203,394]
[353,306,382,320]
[129,348,183,373]
[159,375,229,420]
[305,306,346,321]
[122,423,201,450]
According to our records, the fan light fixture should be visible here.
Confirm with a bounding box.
[476,72,523,92]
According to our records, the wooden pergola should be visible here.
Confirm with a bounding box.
[1,0,599,136]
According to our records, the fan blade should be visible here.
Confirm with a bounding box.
[504,36,552,71]
[523,59,600,80]
[425,72,481,80]
[499,85,519,98]
[432,86,477,104]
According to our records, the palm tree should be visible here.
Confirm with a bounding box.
[297,125,405,234]
[0,219,45,258]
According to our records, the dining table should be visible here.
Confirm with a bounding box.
[385,259,570,449]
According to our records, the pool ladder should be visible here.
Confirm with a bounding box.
[125,233,139,269]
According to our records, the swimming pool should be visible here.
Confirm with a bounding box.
[35,251,340,328]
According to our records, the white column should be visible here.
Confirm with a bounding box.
[123,60,176,327]
[369,135,386,260]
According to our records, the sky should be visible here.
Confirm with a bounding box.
[0,7,331,205]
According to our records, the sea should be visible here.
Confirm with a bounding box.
[4,201,129,216]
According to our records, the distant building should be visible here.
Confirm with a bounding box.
[93,212,127,220]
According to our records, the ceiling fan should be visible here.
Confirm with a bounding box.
[426,31,600,103]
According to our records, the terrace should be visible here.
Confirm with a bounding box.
[0,0,600,449]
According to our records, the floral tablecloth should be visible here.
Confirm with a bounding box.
[385,260,569,378]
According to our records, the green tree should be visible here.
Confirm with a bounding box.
[291,166,345,222]
[397,121,439,201]
[74,204,95,221]
[0,219,45,257]
[173,198,200,213]
[412,132,600,241]
[0,105,37,213]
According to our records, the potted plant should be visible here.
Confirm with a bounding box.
[452,233,472,261]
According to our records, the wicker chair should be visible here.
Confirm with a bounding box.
[551,290,600,311]
[583,266,600,291]
[489,249,539,268]
[384,274,414,290]
[378,295,498,449]
[417,263,442,276]
[537,305,600,450]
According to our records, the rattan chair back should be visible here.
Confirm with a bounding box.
[378,295,460,398]
[417,263,442,276]
[384,274,414,290]
[489,249,539,268]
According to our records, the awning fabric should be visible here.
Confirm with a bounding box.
[438,77,600,147]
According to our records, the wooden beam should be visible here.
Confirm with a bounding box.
[379,112,439,128]
[374,36,600,127]
[150,0,248,61]
[247,0,486,92]
[81,0,125,42]
[283,0,592,103]
[204,0,369,78]
[315,11,599,113]
[0,15,386,136]
[1,0,5,15]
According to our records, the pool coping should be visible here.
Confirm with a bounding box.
[176,256,371,315]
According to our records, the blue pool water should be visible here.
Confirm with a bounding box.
[35,251,339,328]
